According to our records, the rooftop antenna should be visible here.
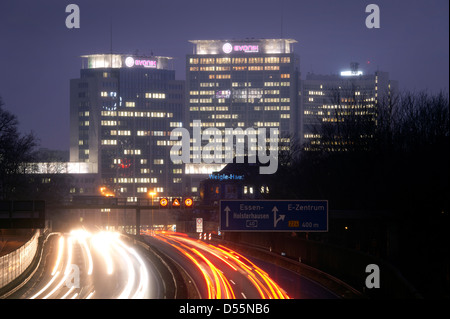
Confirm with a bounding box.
[109,21,113,67]
[280,8,283,38]
[350,62,359,72]
[280,0,284,38]
[110,22,113,55]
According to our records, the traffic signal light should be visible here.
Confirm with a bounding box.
[184,197,193,208]
[159,198,168,207]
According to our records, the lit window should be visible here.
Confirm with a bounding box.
[101,139,117,145]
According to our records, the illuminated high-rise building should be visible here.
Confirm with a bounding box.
[69,54,185,200]
[185,39,301,191]
[301,64,398,151]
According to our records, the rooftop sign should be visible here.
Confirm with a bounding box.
[340,70,363,76]
[124,56,157,68]
[190,39,297,55]
[223,43,259,54]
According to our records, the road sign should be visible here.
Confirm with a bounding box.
[220,200,328,232]
[196,218,203,233]
[172,198,181,207]
[159,198,168,207]
[184,197,193,208]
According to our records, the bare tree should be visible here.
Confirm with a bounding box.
[0,96,38,199]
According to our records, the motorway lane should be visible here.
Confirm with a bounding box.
[145,231,339,299]
[145,231,293,299]
[7,229,164,299]
[7,229,339,300]
[248,258,338,299]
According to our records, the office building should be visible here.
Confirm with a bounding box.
[70,53,185,201]
[185,39,301,191]
[301,64,398,151]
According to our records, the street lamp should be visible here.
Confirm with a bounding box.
[100,186,114,230]
[148,191,157,232]
[148,191,156,204]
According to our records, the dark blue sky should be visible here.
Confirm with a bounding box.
[0,0,448,151]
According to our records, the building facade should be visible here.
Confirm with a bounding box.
[300,65,398,151]
[185,39,301,191]
[70,54,185,201]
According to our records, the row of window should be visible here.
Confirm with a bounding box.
[100,92,166,99]
[114,158,165,165]
[189,57,291,64]
[144,93,166,99]
[190,66,282,72]
[190,105,291,113]
[199,73,291,81]
[100,111,174,118]
[189,97,290,103]
[189,89,285,96]
[188,122,280,129]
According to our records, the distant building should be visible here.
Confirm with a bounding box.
[185,39,301,192]
[198,159,270,207]
[21,161,99,200]
[301,64,398,151]
[69,54,185,201]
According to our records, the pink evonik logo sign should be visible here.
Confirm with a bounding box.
[125,57,157,68]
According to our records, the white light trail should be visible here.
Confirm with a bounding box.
[29,271,60,299]
[113,237,136,299]
[52,236,64,276]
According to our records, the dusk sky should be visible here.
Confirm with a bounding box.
[0,0,448,151]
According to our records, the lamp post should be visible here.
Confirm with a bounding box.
[148,191,156,232]
[100,186,112,229]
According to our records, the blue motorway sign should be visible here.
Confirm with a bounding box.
[219,200,328,232]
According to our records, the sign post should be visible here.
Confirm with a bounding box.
[220,200,328,232]
[196,218,203,233]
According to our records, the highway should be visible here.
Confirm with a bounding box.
[6,229,338,299]
[144,231,338,299]
[8,229,163,299]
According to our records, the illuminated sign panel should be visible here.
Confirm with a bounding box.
[233,44,259,53]
[340,70,363,77]
[124,56,157,68]
[222,43,233,54]
[172,198,181,207]
[223,43,259,54]
[159,198,169,207]
[184,198,193,207]
[191,39,296,55]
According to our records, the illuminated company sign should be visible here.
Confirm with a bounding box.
[223,43,259,54]
[234,45,259,53]
[222,43,233,54]
[340,70,363,77]
[124,56,157,68]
